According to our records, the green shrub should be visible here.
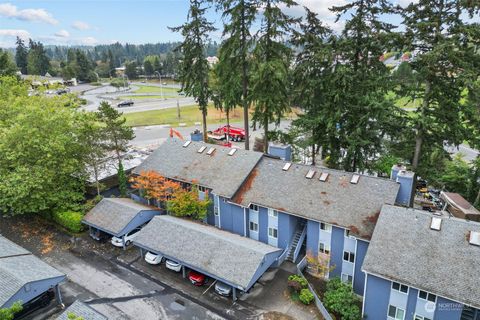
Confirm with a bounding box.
[324,278,362,320]
[287,275,308,293]
[53,210,84,233]
[299,288,315,305]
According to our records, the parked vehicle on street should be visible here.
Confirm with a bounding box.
[145,251,163,265]
[165,259,182,272]
[117,100,134,107]
[207,125,245,142]
[14,289,55,319]
[111,227,142,247]
[188,270,207,286]
[214,281,232,296]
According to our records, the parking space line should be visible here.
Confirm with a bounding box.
[203,279,217,295]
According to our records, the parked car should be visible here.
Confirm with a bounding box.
[111,227,142,247]
[56,89,69,95]
[165,259,182,272]
[145,251,163,265]
[214,281,232,296]
[14,289,55,319]
[188,270,207,286]
[117,100,134,107]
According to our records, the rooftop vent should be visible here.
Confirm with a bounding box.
[183,141,191,148]
[469,231,480,246]
[228,148,237,156]
[430,217,442,231]
[198,146,207,153]
[350,174,360,184]
[283,163,292,171]
[319,172,329,182]
[306,169,316,179]
[207,147,216,155]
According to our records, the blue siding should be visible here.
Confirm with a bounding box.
[246,250,283,290]
[406,288,418,319]
[396,174,414,206]
[118,210,160,237]
[3,276,65,308]
[353,239,368,295]
[258,207,269,244]
[231,204,246,236]
[219,198,234,232]
[306,220,319,257]
[330,226,345,278]
[434,297,463,320]
[278,213,298,249]
[363,274,391,320]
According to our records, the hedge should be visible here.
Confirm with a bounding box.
[299,288,315,305]
[53,211,84,233]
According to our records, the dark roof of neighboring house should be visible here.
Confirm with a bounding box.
[441,192,480,217]
[82,198,159,236]
[133,215,282,290]
[363,205,480,309]
[0,236,65,308]
[133,139,263,198]
[232,157,400,240]
[57,300,108,320]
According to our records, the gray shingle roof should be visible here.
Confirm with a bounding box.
[232,158,400,240]
[57,300,108,320]
[363,205,480,309]
[82,198,159,235]
[0,236,65,307]
[133,139,263,198]
[133,215,282,290]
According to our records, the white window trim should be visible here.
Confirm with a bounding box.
[414,315,432,320]
[387,305,405,320]
[319,241,331,255]
[341,273,352,284]
[343,250,355,263]
[418,290,437,303]
[268,209,278,217]
[320,222,332,233]
[391,282,409,294]
[268,227,278,239]
[249,221,259,232]
[249,204,259,212]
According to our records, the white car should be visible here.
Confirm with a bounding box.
[145,252,163,265]
[165,259,182,272]
[214,281,232,296]
[111,227,142,247]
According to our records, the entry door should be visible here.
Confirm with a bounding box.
[249,210,259,241]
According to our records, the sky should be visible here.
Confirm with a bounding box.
[0,0,426,48]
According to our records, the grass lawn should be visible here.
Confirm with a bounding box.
[121,94,179,100]
[133,85,180,94]
[123,104,245,127]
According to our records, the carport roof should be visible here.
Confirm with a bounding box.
[133,215,282,290]
[57,300,108,320]
[132,138,263,198]
[0,236,65,308]
[82,198,159,236]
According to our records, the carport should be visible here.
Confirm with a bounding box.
[133,215,283,300]
[82,198,161,249]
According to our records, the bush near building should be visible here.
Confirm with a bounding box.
[323,278,362,320]
[53,210,84,233]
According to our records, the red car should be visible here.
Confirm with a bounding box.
[188,270,207,286]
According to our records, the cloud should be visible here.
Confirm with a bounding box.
[396,0,419,7]
[79,36,98,45]
[0,3,58,25]
[0,29,30,39]
[71,20,91,31]
[54,29,70,38]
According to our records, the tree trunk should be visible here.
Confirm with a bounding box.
[311,143,316,165]
[412,80,431,170]
[226,109,230,143]
[241,0,250,150]
[263,116,269,154]
[177,99,181,119]
[202,109,208,142]
[93,165,100,196]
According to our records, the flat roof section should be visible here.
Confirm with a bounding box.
[133,215,282,291]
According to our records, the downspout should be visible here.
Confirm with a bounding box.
[243,207,247,237]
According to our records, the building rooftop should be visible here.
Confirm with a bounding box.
[232,157,400,240]
[363,205,480,309]
[82,198,159,236]
[441,191,480,219]
[133,139,263,199]
[133,215,282,290]
[0,236,65,308]
[56,300,108,320]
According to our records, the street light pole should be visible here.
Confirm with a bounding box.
[154,71,164,100]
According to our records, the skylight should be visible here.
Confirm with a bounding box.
[306,169,316,179]
[228,149,237,156]
[207,147,216,155]
[469,231,480,246]
[183,141,191,148]
[319,172,329,182]
[283,163,292,171]
[430,217,442,231]
[350,174,360,184]
[198,146,207,153]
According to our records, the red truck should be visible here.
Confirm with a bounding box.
[208,125,245,142]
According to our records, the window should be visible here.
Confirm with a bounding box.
[414,315,432,320]
[392,282,409,294]
[249,204,259,212]
[418,290,437,303]
[269,209,278,217]
[388,305,405,320]
[198,186,207,192]
[249,221,258,232]
[341,273,352,284]
[343,251,355,263]
[268,227,278,238]
[319,242,330,255]
[320,222,332,232]
[214,206,219,216]
[344,229,350,237]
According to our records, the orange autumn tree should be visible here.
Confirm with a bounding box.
[130,171,182,207]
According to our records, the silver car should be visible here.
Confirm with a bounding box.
[214,281,231,296]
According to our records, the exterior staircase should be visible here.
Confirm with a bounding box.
[287,222,306,262]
